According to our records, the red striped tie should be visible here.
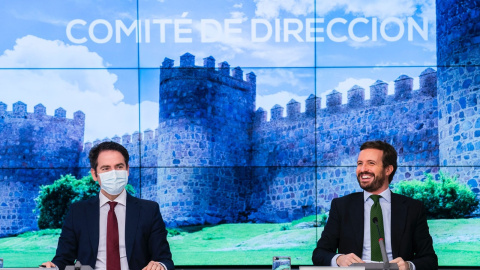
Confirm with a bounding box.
[107,202,120,270]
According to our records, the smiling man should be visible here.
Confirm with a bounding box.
[42,141,174,270]
[312,140,437,270]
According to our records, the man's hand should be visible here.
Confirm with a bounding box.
[390,257,409,270]
[40,262,56,268]
[142,261,165,270]
[336,253,365,266]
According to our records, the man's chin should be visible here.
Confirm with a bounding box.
[358,179,371,187]
[359,182,375,192]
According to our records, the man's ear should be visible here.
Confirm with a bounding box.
[385,165,394,177]
[91,168,98,182]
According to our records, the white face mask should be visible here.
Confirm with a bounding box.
[98,170,128,195]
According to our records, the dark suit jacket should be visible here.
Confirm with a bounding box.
[312,191,437,270]
[52,193,174,270]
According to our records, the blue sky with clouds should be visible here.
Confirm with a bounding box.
[0,0,436,142]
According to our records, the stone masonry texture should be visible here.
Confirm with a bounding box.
[0,0,479,235]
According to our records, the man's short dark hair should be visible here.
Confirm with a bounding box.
[88,141,129,171]
[360,140,397,183]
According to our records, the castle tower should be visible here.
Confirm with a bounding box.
[0,102,85,236]
[157,53,256,226]
[437,0,480,191]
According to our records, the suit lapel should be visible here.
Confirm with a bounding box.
[391,192,407,258]
[350,193,365,255]
[125,194,140,261]
[87,196,100,257]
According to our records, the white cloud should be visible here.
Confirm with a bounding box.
[253,0,435,51]
[233,3,243,8]
[418,0,436,27]
[191,18,313,67]
[208,40,312,67]
[1,35,106,68]
[254,0,435,21]
[412,40,436,53]
[334,1,414,19]
[254,0,314,19]
[374,61,435,69]
[230,11,248,22]
[250,44,312,66]
[0,35,158,143]
[256,69,302,88]
[347,39,386,49]
[317,0,434,20]
[117,12,136,21]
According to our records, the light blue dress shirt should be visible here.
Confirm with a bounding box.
[362,189,393,262]
[330,189,415,270]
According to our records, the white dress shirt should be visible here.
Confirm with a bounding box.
[97,189,128,270]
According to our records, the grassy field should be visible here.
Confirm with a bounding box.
[0,218,479,267]
[428,219,480,265]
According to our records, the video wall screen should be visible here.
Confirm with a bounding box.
[1,0,479,267]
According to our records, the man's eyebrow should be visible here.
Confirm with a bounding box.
[358,159,377,163]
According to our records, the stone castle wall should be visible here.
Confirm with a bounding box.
[156,53,256,226]
[0,102,85,236]
[0,60,464,234]
[1,0,480,235]
[248,69,440,221]
[436,0,480,194]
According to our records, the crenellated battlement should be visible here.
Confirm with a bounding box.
[0,101,85,123]
[160,52,256,92]
[0,63,440,231]
[254,68,437,122]
[3,0,479,235]
[84,128,159,151]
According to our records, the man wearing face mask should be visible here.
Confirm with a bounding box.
[42,141,174,270]
[312,141,437,270]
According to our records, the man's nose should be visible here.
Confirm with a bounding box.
[359,164,367,171]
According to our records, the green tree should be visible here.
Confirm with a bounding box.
[394,172,479,219]
[35,174,135,229]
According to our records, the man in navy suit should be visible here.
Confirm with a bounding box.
[42,142,174,270]
[312,141,437,270]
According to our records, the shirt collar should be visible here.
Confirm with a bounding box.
[363,188,392,203]
[99,189,127,207]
